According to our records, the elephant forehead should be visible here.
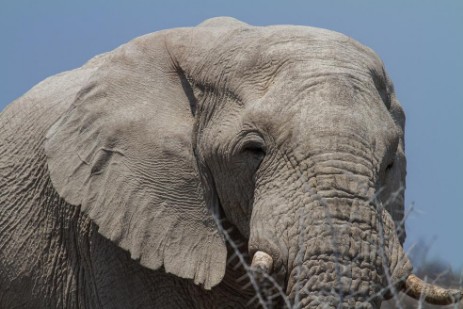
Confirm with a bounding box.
[246,72,389,125]
[242,77,398,159]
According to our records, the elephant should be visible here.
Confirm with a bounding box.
[0,17,461,309]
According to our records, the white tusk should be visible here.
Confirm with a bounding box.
[251,251,273,274]
[403,274,463,305]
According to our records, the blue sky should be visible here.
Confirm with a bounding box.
[1,1,462,270]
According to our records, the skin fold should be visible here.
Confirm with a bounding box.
[1,17,457,309]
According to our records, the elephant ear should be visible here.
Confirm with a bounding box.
[44,31,226,289]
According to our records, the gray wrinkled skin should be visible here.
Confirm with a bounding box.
[0,17,412,308]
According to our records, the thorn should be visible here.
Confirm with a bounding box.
[237,273,250,282]
[246,294,260,307]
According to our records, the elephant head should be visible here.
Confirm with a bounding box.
[44,17,461,308]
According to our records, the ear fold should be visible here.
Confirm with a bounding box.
[383,139,407,244]
[45,31,226,289]
[382,95,407,244]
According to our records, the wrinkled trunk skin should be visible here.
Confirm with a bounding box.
[287,194,385,308]
[250,154,412,308]
[287,174,411,309]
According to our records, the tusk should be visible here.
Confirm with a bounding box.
[403,274,463,305]
[251,251,273,274]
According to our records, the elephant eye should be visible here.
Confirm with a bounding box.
[235,132,266,169]
[242,144,266,161]
[385,161,394,172]
[383,137,399,178]
[239,138,267,171]
[382,158,395,182]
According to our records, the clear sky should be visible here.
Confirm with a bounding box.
[1,1,462,270]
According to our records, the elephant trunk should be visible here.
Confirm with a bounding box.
[250,186,462,308]
[284,192,405,308]
[249,135,461,307]
[250,169,413,308]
